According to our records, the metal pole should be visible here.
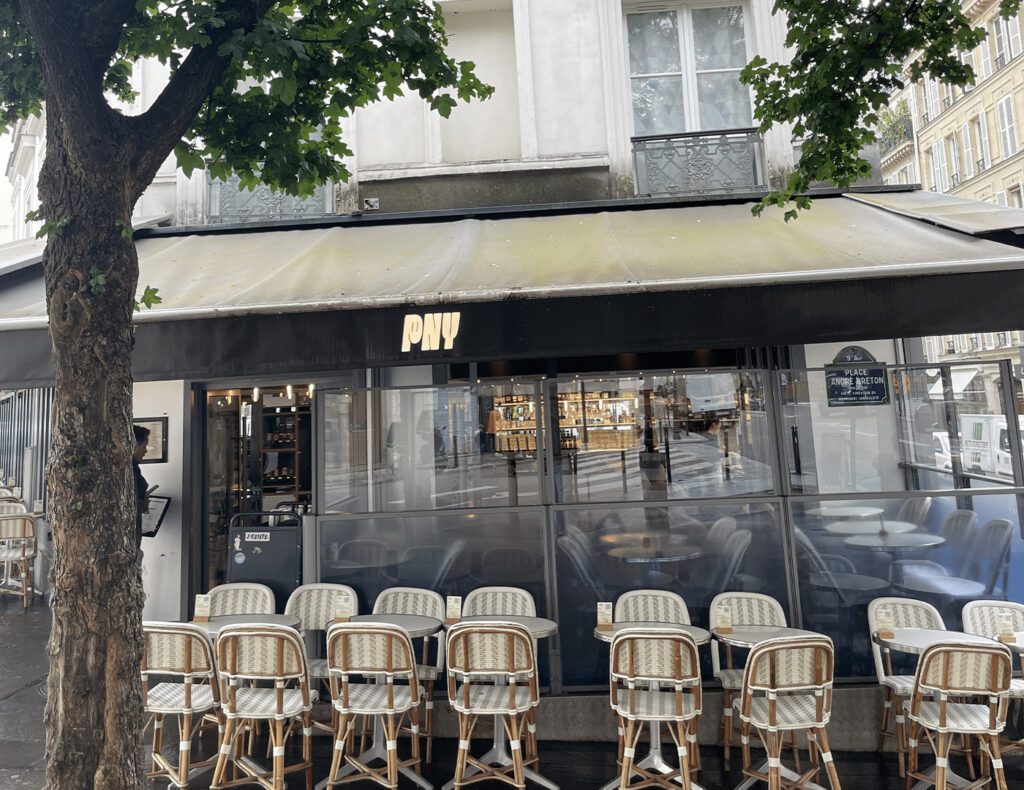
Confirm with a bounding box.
[940,365,969,510]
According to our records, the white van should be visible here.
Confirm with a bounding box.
[933,414,1023,478]
[683,373,738,420]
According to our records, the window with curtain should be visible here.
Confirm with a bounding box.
[627,4,752,136]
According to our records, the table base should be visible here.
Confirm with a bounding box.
[315,714,432,790]
[733,761,826,790]
[441,716,559,790]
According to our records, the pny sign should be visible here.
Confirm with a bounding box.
[401,312,461,352]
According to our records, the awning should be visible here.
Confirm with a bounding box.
[3,195,1024,331]
[928,367,981,397]
[847,191,1024,236]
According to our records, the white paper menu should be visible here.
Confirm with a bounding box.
[446,595,463,624]
[194,594,211,622]
[715,603,733,634]
[597,602,613,631]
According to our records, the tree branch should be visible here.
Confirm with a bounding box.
[129,0,277,196]
[79,0,139,70]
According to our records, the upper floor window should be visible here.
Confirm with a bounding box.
[627,4,752,136]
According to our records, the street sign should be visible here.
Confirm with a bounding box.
[825,365,890,407]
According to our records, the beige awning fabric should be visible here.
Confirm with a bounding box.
[3,196,1024,331]
[846,191,1024,235]
[928,367,981,397]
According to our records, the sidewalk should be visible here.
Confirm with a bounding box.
[0,598,49,788]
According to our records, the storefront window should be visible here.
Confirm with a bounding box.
[791,492,1023,678]
[553,371,774,503]
[554,500,790,686]
[321,383,542,514]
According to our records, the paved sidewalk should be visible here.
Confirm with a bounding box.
[0,598,49,788]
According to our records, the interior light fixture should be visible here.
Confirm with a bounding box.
[286,384,294,399]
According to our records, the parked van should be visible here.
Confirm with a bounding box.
[933,414,1023,478]
[683,373,738,420]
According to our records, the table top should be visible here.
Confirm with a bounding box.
[808,571,890,592]
[824,520,917,536]
[592,622,711,645]
[896,574,987,598]
[807,505,884,519]
[607,544,702,563]
[597,530,688,547]
[457,615,558,638]
[873,628,994,655]
[844,533,945,551]
[712,625,819,648]
[192,613,301,636]
[349,613,442,639]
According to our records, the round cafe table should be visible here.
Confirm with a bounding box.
[844,533,944,552]
[824,520,917,536]
[442,615,559,790]
[806,505,884,519]
[593,622,711,790]
[607,543,702,586]
[318,614,443,790]
[191,613,301,638]
[872,628,994,655]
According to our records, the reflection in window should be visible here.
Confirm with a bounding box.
[553,372,774,503]
[627,4,751,136]
[793,494,1021,677]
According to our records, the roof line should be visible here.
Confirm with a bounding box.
[135,184,919,239]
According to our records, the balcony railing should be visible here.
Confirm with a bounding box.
[208,175,333,225]
[880,118,914,156]
[632,128,767,197]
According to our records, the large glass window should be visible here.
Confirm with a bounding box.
[627,4,752,135]
[792,492,1023,677]
[321,383,542,514]
[554,500,790,686]
[553,371,774,503]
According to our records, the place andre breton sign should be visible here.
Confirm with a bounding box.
[824,346,890,407]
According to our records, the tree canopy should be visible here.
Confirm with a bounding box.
[742,0,1022,219]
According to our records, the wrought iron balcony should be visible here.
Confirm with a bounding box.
[208,175,333,225]
[632,128,767,197]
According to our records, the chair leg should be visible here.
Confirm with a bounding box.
[789,729,801,773]
[674,721,692,790]
[509,715,526,790]
[619,719,641,790]
[722,690,734,763]
[273,718,285,790]
[424,689,435,764]
[989,734,1008,790]
[816,726,842,790]
[178,712,192,787]
[688,719,701,773]
[410,705,422,774]
[960,733,976,781]
[767,731,783,790]
[454,714,471,789]
[740,721,752,776]
[385,714,399,789]
[303,710,313,790]
[877,686,892,752]
[327,714,349,786]
[934,732,949,790]
[151,714,164,775]
[211,718,236,788]
[895,699,907,778]
[904,721,918,790]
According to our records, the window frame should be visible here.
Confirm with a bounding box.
[623,0,755,137]
[997,94,1018,159]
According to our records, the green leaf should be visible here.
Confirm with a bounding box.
[135,285,162,312]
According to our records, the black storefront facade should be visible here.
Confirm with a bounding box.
[3,189,1024,707]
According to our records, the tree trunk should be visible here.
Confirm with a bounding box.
[40,103,146,790]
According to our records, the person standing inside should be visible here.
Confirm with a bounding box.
[132,425,150,550]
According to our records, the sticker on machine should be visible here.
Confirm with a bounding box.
[245,531,271,542]
[233,551,246,565]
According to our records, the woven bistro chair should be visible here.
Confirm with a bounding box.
[446,620,540,788]
[373,587,445,763]
[324,622,422,788]
[905,641,1014,790]
[208,582,275,617]
[284,583,357,682]
[962,600,1024,703]
[610,627,703,790]
[464,585,536,617]
[735,635,841,790]
[868,597,945,775]
[0,514,36,608]
[212,623,312,790]
[141,622,222,788]
[709,592,788,763]
[615,590,690,625]
[0,500,26,513]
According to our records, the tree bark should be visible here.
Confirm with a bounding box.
[40,100,146,790]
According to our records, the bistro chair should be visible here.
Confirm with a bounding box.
[208,582,275,617]
[446,620,540,788]
[905,641,1014,790]
[610,627,703,789]
[962,600,1024,704]
[284,583,358,707]
[0,514,36,608]
[141,622,222,788]
[709,592,788,763]
[868,597,945,776]
[961,520,1014,598]
[896,497,933,527]
[703,517,737,556]
[324,621,422,789]
[464,585,536,617]
[615,589,690,625]
[211,623,312,790]
[373,586,446,763]
[735,635,841,790]
[0,500,26,513]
